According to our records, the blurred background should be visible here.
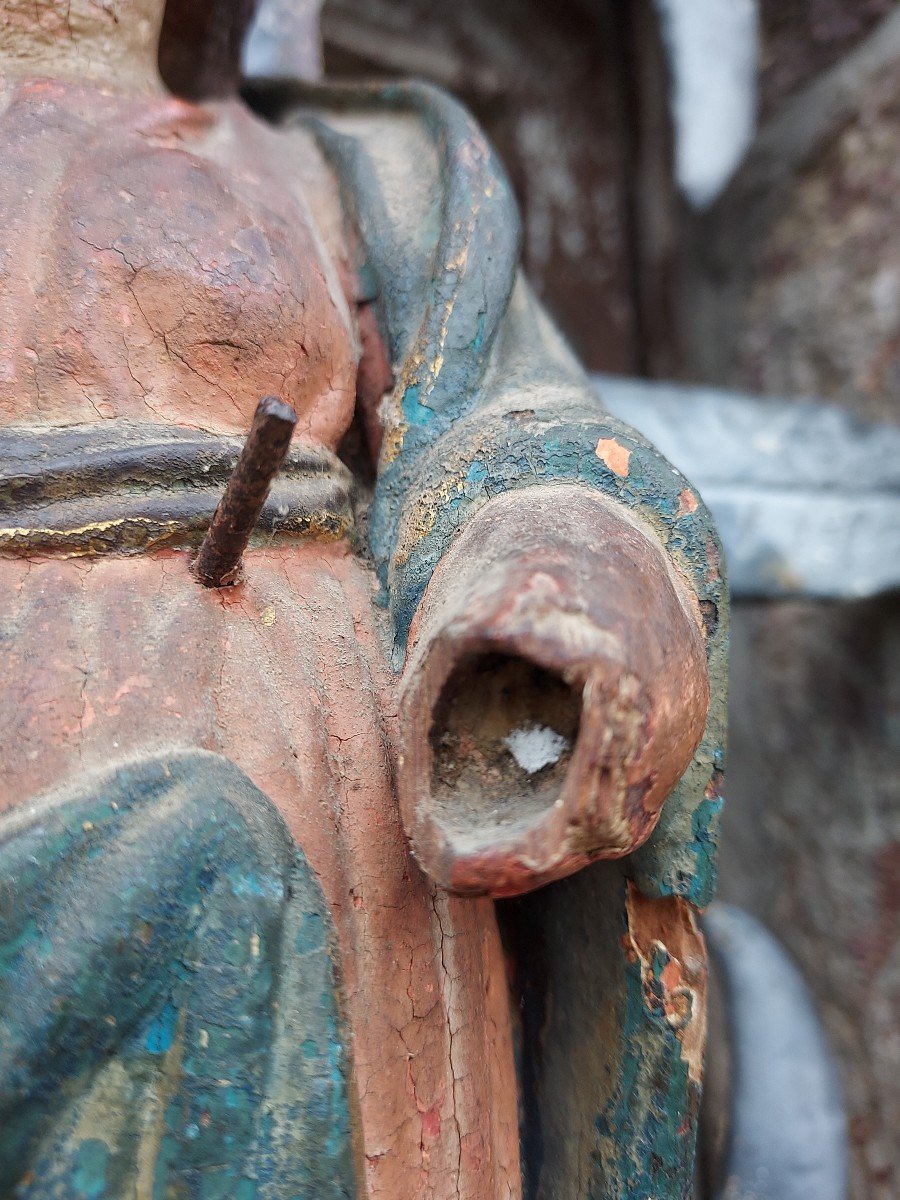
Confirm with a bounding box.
[167,3,900,1195]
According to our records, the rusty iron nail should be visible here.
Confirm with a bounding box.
[193,395,297,587]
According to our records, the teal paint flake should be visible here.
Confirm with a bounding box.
[473,309,487,351]
[72,1140,109,1200]
[402,383,432,427]
[683,790,725,907]
[144,999,178,1054]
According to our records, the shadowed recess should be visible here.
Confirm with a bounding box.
[429,653,581,846]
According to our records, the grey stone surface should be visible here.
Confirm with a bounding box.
[595,375,900,599]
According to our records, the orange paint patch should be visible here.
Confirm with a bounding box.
[111,674,152,704]
[421,1104,442,1140]
[660,957,683,992]
[595,437,631,477]
[624,884,708,1084]
[677,487,699,517]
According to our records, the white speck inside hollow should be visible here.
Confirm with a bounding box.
[503,723,570,774]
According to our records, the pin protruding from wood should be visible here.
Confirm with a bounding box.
[193,395,297,587]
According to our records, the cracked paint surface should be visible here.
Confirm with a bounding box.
[0,77,356,447]
[0,545,520,1199]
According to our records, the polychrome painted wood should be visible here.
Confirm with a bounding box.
[0,4,727,1196]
